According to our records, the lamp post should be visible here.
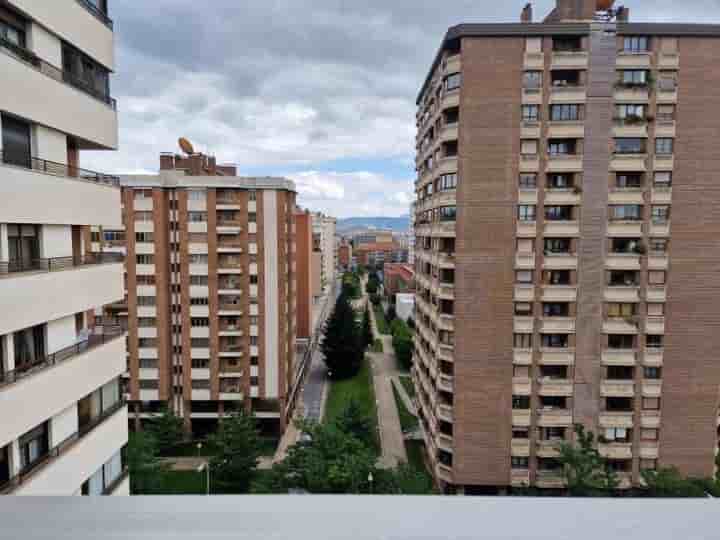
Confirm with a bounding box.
[196,462,210,496]
[368,471,374,495]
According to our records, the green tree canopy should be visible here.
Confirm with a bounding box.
[321,293,363,379]
[362,305,374,349]
[557,424,619,496]
[146,406,185,456]
[207,412,263,493]
[126,430,168,494]
[391,319,413,371]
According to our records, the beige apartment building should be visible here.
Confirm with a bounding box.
[413,0,720,493]
[0,0,128,495]
[95,150,298,436]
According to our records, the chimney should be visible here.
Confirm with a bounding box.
[521,3,533,23]
[159,153,175,171]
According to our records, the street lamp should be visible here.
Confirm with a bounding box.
[196,462,210,496]
[368,471,374,495]
[196,442,202,458]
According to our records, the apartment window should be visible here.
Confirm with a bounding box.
[62,42,110,100]
[609,205,642,221]
[512,396,530,409]
[623,36,649,53]
[542,334,569,349]
[545,206,573,221]
[652,206,670,224]
[511,457,529,470]
[522,105,539,122]
[512,427,530,439]
[189,254,209,265]
[191,339,210,348]
[516,270,533,284]
[543,303,569,317]
[548,140,577,156]
[647,303,665,317]
[18,422,49,472]
[188,212,207,223]
[139,358,157,369]
[192,358,209,369]
[136,275,156,286]
[608,270,639,286]
[248,212,257,223]
[606,397,633,412]
[438,206,457,222]
[192,380,210,390]
[553,36,582,52]
[654,172,672,188]
[248,190,257,201]
[1,114,31,168]
[607,303,636,318]
[550,104,580,122]
[137,318,156,328]
[616,104,645,120]
[13,324,45,372]
[519,174,537,189]
[647,335,664,348]
[539,427,566,441]
[250,356,259,366]
[641,429,659,441]
[640,459,658,471]
[614,138,646,154]
[190,297,209,306]
[655,138,674,155]
[438,173,457,191]
[551,69,581,87]
[191,318,209,327]
[658,72,678,91]
[7,224,39,271]
[187,190,206,201]
[139,380,158,390]
[657,104,675,121]
[518,205,536,222]
[521,140,538,156]
[0,15,25,47]
[649,239,668,254]
[544,238,571,254]
[134,211,153,222]
[607,366,634,380]
[648,271,666,285]
[514,333,532,349]
[137,296,156,306]
[188,233,208,243]
[439,331,454,346]
[540,396,567,409]
[136,255,155,265]
[608,334,634,349]
[135,232,154,243]
[604,427,631,443]
[642,397,661,410]
[546,270,570,285]
[515,303,533,316]
[134,189,152,200]
[644,367,662,380]
[616,173,643,189]
[547,173,574,189]
[190,276,209,285]
[523,71,542,89]
[138,338,157,348]
[620,70,648,86]
[445,73,461,92]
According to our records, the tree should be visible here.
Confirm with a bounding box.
[373,463,436,495]
[557,424,618,496]
[126,430,168,494]
[321,293,363,379]
[386,304,397,323]
[335,399,373,444]
[146,406,184,456]
[391,319,413,371]
[207,412,263,493]
[361,305,374,349]
[641,467,711,498]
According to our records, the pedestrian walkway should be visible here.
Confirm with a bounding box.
[391,376,416,416]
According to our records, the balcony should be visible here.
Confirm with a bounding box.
[218,241,244,254]
[537,408,572,427]
[515,252,536,269]
[437,374,454,393]
[514,284,535,302]
[511,439,530,456]
[513,349,533,365]
[539,348,575,365]
[602,349,637,366]
[643,348,664,367]
[605,287,640,303]
[646,316,665,334]
[599,411,634,429]
[542,253,578,270]
[549,85,587,103]
[4,399,127,495]
[516,221,537,237]
[601,380,635,398]
[536,440,562,458]
[537,379,573,397]
[541,285,577,302]
[535,470,566,488]
[603,318,639,335]
[551,51,588,69]
[599,443,633,460]
[513,377,532,395]
[547,122,585,139]
[540,317,575,334]
[642,381,662,398]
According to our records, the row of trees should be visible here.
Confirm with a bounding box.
[391,319,413,371]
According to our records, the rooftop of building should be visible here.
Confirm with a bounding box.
[2,496,718,539]
[354,241,399,252]
[384,263,415,281]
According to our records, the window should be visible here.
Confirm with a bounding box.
[647,335,664,348]
[616,104,645,120]
[610,205,642,221]
[138,338,157,348]
[18,422,49,471]
[658,72,677,91]
[553,36,582,52]
[189,254,209,265]
[188,212,207,223]
[648,271,666,285]
[552,69,581,87]
[192,358,209,369]
[134,211,153,222]
[518,205,536,222]
[607,303,636,318]
[607,365,634,380]
[515,303,533,316]
[657,104,675,121]
[649,238,668,254]
[0,17,26,48]
[519,174,537,189]
[620,70,648,85]
[546,270,570,285]
[644,367,662,380]
[190,276,209,285]
[652,206,670,224]
[13,324,45,372]
[542,334,569,348]
[190,297,209,306]
[445,73,461,91]
[248,212,257,223]
[249,190,257,201]
[438,173,457,191]
[438,206,456,222]
[523,71,542,89]
[139,358,158,369]
[62,42,111,101]
[136,296,156,306]
[624,36,649,53]
[191,338,210,348]
[545,206,573,221]
[608,270,639,286]
[136,255,154,265]
[1,114,31,168]
[540,396,567,409]
[606,397,633,412]
[641,429,659,441]
[550,104,580,121]
[543,303,569,317]
[548,139,577,156]
[135,232,154,243]
[654,171,672,188]
[616,173,643,188]
[187,190,206,201]
[547,174,574,189]
[545,238,571,254]
[188,233,208,243]
[139,380,158,390]
[655,138,674,155]
[512,396,530,409]
[522,105,539,122]
[642,397,661,410]
[539,427,566,441]
[614,138,646,154]
[191,318,209,327]
[512,427,530,439]
[138,318,156,328]
[608,334,634,349]
[516,270,533,284]
[604,427,631,443]
[511,457,529,469]
[521,140,538,156]
[514,333,532,349]
[134,189,152,200]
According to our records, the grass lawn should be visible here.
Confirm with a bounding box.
[371,339,384,353]
[373,303,390,335]
[392,385,418,433]
[398,375,416,399]
[134,470,207,495]
[324,357,379,454]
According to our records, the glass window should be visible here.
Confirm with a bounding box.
[13,324,45,371]
[188,212,207,223]
[518,205,536,222]
[623,36,649,53]
[544,238,571,254]
[523,71,542,89]
[1,114,32,168]
[607,303,636,318]
[547,174,574,189]
[543,303,569,317]
[550,104,580,121]
[514,333,532,348]
[519,174,537,189]
[136,254,154,265]
[610,205,642,221]
[615,138,646,154]
[654,172,672,187]
[616,104,645,119]
[438,174,457,191]
[545,206,573,221]
[515,303,533,316]
[187,190,206,201]
[439,206,456,222]
[522,105,539,122]
[608,334,634,349]
[445,73,461,91]
[19,422,49,471]
[621,70,648,85]
[516,270,533,284]
[512,396,530,409]
[542,334,569,348]
[616,173,643,188]
[652,206,670,224]
[521,140,538,155]
[644,367,662,380]
[0,19,26,47]
[655,138,674,155]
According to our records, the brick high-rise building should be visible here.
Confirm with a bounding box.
[0,0,128,495]
[413,0,720,493]
[100,149,298,436]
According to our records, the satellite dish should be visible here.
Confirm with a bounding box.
[179,137,195,155]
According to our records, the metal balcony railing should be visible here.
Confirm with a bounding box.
[0,150,119,186]
[0,327,124,390]
[0,252,124,276]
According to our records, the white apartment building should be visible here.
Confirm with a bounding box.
[311,213,337,295]
[0,0,128,495]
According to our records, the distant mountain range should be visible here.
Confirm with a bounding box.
[336,216,410,233]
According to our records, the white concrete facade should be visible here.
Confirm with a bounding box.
[0,1,126,496]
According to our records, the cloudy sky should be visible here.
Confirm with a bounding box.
[83,0,716,218]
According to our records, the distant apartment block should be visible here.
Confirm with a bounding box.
[0,0,128,495]
[338,239,353,270]
[354,242,404,267]
[311,213,337,296]
[94,149,298,436]
[383,263,415,298]
[413,0,720,493]
[294,209,314,340]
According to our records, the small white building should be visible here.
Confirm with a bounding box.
[396,294,415,323]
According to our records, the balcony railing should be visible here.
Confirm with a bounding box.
[0,150,119,186]
[0,399,125,493]
[76,0,114,29]
[0,36,116,109]
[0,327,124,390]
[0,252,124,276]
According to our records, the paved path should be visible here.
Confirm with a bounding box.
[391,376,417,416]
[364,279,407,468]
